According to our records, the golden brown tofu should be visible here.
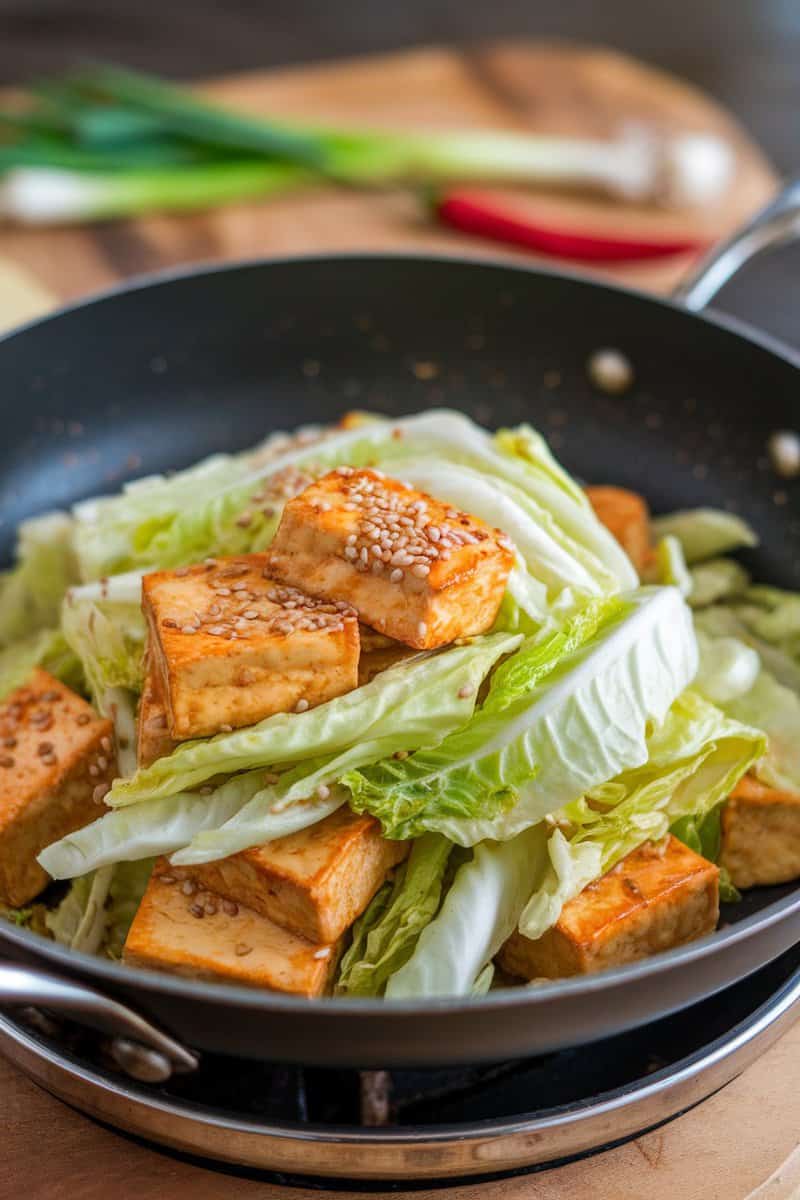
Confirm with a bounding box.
[123,863,338,996]
[498,836,719,981]
[182,807,408,943]
[0,669,116,906]
[136,652,180,767]
[268,468,515,649]
[721,775,800,889]
[585,486,654,575]
[142,554,360,739]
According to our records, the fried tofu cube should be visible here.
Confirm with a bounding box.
[721,775,800,889]
[0,669,116,906]
[142,554,360,739]
[586,486,654,574]
[123,863,338,996]
[184,807,408,943]
[498,836,719,981]
[268,468,515,649]
[137,652,180,767]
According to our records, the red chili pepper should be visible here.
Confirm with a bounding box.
[436,191,709,263]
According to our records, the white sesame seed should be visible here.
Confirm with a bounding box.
[417,621,428,639]
[390,568,404,583]
[458,684,474,699]
[182,880,196,896]
[316,783,331,799]
[180,624,198,634]
[412,563,430,578]
[313,947,331,959]
[295,698,310,713]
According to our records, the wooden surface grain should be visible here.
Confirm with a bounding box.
[0,42,778,307]
[0,40,795,1200]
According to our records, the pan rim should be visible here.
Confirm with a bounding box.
[2,876,799,1015]
[1,249,798,1017]
[2,247,800,373]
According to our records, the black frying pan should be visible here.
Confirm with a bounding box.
[0,183,799,1071]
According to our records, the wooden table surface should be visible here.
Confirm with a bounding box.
[0,37,797,1200]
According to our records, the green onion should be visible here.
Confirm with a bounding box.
[0,65,735,225]
[68,65,328,169]
[0,161,310,224]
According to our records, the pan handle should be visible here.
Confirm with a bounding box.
[674,177,800,311]
[0,960,198,1081]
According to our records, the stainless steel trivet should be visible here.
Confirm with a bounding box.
[1,950,799,1182]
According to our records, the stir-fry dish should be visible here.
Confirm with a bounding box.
[0,409,797,998]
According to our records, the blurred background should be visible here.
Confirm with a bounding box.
[0,0,797,343]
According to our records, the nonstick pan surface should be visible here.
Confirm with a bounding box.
[0,253,798,1068]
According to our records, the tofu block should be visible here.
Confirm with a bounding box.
[142,554,360,739]
[721,775,800,889]
[183,807,408,943]
[498,836,719,981]
[268,468,515,649]
[137,652,180,767]
[586,486,653,574]
[123,863,338,996]
[0,669,116,906]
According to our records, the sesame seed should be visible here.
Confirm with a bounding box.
[159,874,176,885]
[313,948,331,960]
[231,581,248,591]
[101,735,112,754]
[235,943,253,956]
[189,904,205,919]
[93,783,109,804]
[216,587,231,596]
[89,764,99,777]
[181,880,197,896]
[242,609,259,620]
[219,724,233,733]
[458,684,474,699]
[390,568,404,583]
[204,900,218,916]
[412,563,430,578]
[222,899,239,916]
[180,625,198,635]
[295,698,310,713]
[97,755,108,771]
[316,783,331,799]
[417,621,428,639]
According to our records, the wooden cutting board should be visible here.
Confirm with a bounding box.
[0,39,779,316]
[0,40,794,1200]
